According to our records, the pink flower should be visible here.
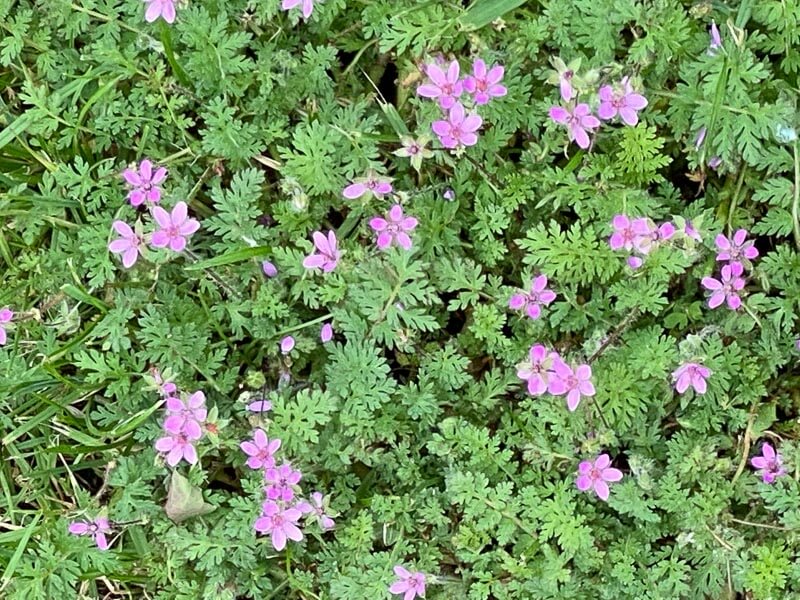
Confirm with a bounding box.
[684,220,703,242]
[389,566,427,600]
[281,0,315,19]
[296,491,335,531]
[627,256,643,269]
[463,59,507,105]
[709,156,722,170]
[715,229,758,266]
[68,517,113,550]
[508,275,556,320]
[0,307,13,346]
[246,398,273,413]
[709,21,722,54]
[702,263,746,310]
[155,429,201,467]
[122,159,167,205]
[516,344,563,396]
[609,215,636,251]
[151,202,200,252]
[576,454,623,501]
[254,501,303,551]
[369,205,418,250]
[559,70,576,102]
[320,322,333,343]
[631,218,674,255]
[164,392,207,438]
[549,103,600,149]
[597,78,648,126]
[432,102,483,149]
[265,462,303,502]
[417,60,463,109]
[694,127,707,150]
[151,368,177,397]
[108,221,143,268]
[240,429,281,470]
[302,231,340,272]
[751,442,786,484]
[342,172,393,200]
[671,362,711,395]
[262,261,278,277]
[551,360,595,411]
[280,336,295,354]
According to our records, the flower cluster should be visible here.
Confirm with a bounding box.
[152,372,209,467]
[516,345,621,500]
[0,307,13,346]
[242,428,335,551]
[608,215,676,269]
[416,57,506,150]
[701,229,758,310]
[516,344,594,412]
[109,159,200,269]
[549,64,647,150]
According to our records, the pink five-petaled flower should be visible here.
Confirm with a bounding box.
[509,275,556,320]
[432,103,483,149]
[671,362,711,395]
[122,159,167,205]
[552,360,595,411]
[516,344,563,396]
[68,517,113,550]
[701,262,746,310]
[108,221,143,269]
[281,0,315,19]
[609,215,637,251]
[389,566,427,600]
[151,202,200,252]
[296,492,335,531]
[342,172,393,200]
[302,231,340,272]
[240,429,281,470]
[320,322,333,343]
[417,60,463,109]
[463,59,507,105]
[715,229,758,266]
[265,462,303,502]
[549,103,601,149]
[597,78,648,126]
[0,307,13,346]
[751,442,787,484]
[369,204,418,251]
[155,428,201,467]
[576,454,623,501]
[164,392,207,439]
[254,501,303,551]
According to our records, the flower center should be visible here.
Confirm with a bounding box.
[477,79,488,92]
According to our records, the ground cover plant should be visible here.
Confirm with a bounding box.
[2,0,800,598]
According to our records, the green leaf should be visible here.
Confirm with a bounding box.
[460,0,526,30]
[165,472,216,523]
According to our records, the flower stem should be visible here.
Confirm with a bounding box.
[792,141,800,251]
